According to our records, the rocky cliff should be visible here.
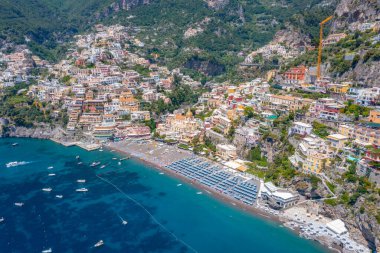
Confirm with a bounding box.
[332,0,380,32]
[95,0,152,19]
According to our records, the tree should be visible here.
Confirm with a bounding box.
[244,106,254,119]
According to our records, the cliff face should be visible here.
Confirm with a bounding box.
[332,0,380,32]
[95,0,152,19]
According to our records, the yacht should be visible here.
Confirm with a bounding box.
[100,165,106,169]
[76,188,88,192]
[55,195,63,199]
[77,162,83,165]
[177,184,182,187]
[94,240,104,247]
[14,202,24,207]
[118,162,121,165]
[76,155,80,159]
[112,158,118,160]
[42,188,52,192]
[196,191,203,195]
[47,166,54,170]
[0,217,4,222]
[77,179,86,183]
[48,173,56,176]
[41,248,52,253]
[11,143,18,146]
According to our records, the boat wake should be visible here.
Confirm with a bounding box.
[96,175,198,253]
[5,161,31,168]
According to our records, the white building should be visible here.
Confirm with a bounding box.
[289,122,313,135]
[260,182,299,209]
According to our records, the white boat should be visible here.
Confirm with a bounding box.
[76,188,88,192]
[12,143,18,146]
[76,155,80,159]
[90,162,100,167]
[100,165,106,169]
[94,240,104,247]
[41,248,52,253]
[6,161,28,168]
[14,202,24,207]
[55,195,63,199]
[159,172,164,175]
[42,188,52,192]
[77,162,83,165]
[47,166,54,170]
[0,217,4,222]
[118,162,121,165]
[112,158,117,160]
[118,215,128,225]
[77,179,86,183]
[177,184,182,187]
[196,191,203,195]
[48,173,56,176]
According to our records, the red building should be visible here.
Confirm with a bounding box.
[283,66,307,85]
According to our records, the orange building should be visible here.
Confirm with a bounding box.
[283,66,307,85]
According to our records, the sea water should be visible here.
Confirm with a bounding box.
[0,138,329,253]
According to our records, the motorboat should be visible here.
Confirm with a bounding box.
[47,166,54,170]
[118,162,121,165]
[14,202,24,207]
[177,184,182,187]
[94,240,104,247]
[90,162,100,167]
[55,195,63,199]
[77,179,86,183]
[76,188,88,192]
[41,248,52,253]
[42,188,52,192]
[196,192,203,195]
[48,173,56,176]
[11,143,18,146]
[78,162,83,165]
[76,155,80,159]
[6,161,28,168]
[0,217,4,222]
[100,165,106,169]
[112,158,118,160]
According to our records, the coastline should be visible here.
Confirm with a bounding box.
[3,136,369,253]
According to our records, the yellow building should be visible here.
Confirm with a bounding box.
[328,83,350,94]
[227,86,237,94]
[339,124,380,146]
[368,110,380,123]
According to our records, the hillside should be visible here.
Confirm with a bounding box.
[0,0,336,65]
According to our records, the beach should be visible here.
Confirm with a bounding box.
[106,139,370,253]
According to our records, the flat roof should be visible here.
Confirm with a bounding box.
[327,134,349,140]
[326,219,347,235]
[294,121,312,128]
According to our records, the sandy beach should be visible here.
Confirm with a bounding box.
[106,139,370,253]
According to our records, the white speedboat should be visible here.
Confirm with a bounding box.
[6,161,28,168]
[77,179,86,183]
[90,162,100,167]
[0,217,4,222]
[76,155,80,159]
[14,202,24,207]
[76,188,88,192]
[55,195,63,199]
[47,166,54,170]
[77,162,83,165]
[48,173,56,176]
[41,248,52,253]
[177,184,182,187]
[112,158,118,160]
[94,240,104,247]
[42,188,52,192]
[196,191,203,195]
[159,172,164,175]
[100,165,106,169]
[118,162,121,165]
[12,143,18,146]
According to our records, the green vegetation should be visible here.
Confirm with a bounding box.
[312,121,330,138]
[247,146,268,167]
[286,29,380,77]
[0,82,67,127]
[340,100,370,120]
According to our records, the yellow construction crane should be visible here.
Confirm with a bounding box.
[317,15,333,80]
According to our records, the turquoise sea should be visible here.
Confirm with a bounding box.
[0,138,329,253]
